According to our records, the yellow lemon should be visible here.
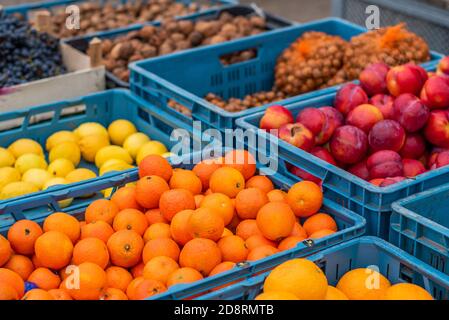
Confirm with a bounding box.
[47,159,76,177]
[14,154,47,174]
[123,132,150,159]
[49,141,81,166]
[99,161,134,176]
[94,145,132,168]
[0,147,15,168]
[136,141,168,164]
[162,152,175,159]
[78,134,110,163]
[22,168,53,190]
[45,131,78,151]
[43,178,73,208]
[0,167,21,191]
[65,168,97,183]
[0,181,39,200]
[74,122,108,139]
[8,139,43,158]
[108,119,138,146]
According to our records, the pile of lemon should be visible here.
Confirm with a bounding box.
[0,119,169,202]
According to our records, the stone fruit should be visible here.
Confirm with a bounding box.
[420,75,449,109]
[429,150,449,169]
[379,176,406,187]
[393,94,429,132]
[369,120,406,152]
[399,133,427,159]
[359,62,390,96]
[437,56,449,76]
[386,63,428,97]
[347,160,370,180]
[346,104,383,133]
[402,159,426,177]
[367,150,403,179]
[334,84,368,115]
[296,108,326,137]
[329,125,368,164]
[310,147,337,165]
[369,94,395,119]
[278,123,314,151]
[424,110,449,148]
[259,105,294,131]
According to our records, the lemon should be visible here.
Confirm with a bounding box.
[94,145,133,168]
[108,119,138,146]
[8,139,44,158]
[102,182,135,197]
[49,141,81,166]
[0,167,21,190]
[123,132,150,159]
[162,152,175,159]
[74,122,108,139]
[100,160,134,176]
[43,178,73,208]
[45,131,78,151]
[22,168,53,190]
[66,168,97,183]
[14,154,47,174]
[0,147,15,168]
[47,159,76,177]
[136,141,168,164]
[78,134,110,163]
[0,181,39,200]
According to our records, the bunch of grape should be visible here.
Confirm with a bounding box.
[0,12,66,88]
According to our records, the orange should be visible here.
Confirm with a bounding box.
[169,169,203,195]
[0,234,12,267]
[247,245,279,261]
[113,208,148,236]
[48,289,72,300]
[106,266,133,292]
[110,186,142,211]
[135,175,170,209]
[64,262,107,300]
[209,167,245,198]
[267,189,287,202]
[0,283,20,300]
[127,278,166,300]
[4,255,34,280]
[142,238,180,264]
[204,189,213,195]
[290,222,308,238]
[200,193,234,225]
[170,210,194,246]
[309,229,336,239]
[245,235,276,251]
[34,231,73,270]
[192,158,223,191]
[107,230,144,268]
[22,289,54,300]
[325,286,349,300]
[235,188,268,219]
[126,277,145,299]
[131,263,145,278]
[256,202,296,241]
[100,288,128,300]
[264,258,328,300]
[194,194,205,208]
[337,268,391,300]
[73,237,110,269]
[143,256,179,284]
[166,267,203,287]
[143,223,171,242]
[145,208,168,225]
[278,236,306,251]
[187,207,224,242]
[0,268,25,298]
[209,261,236,276]
[7,220,42,255]
[286,181,323,218]
[80,220,114,243]
[43,212,80,244]
[179,238,222,276]
[28,267,61,290]
[223,150,256,180]
[217,236,248,263]
[303,213,337,236]
[221,228,233,238]
[255,291,299,300]
[138,155,173,182]
[245,175,274,193]
[85,199,119,225]
[383,283,433,300]
[32,255,43,269]
[159,189,196,222]
[227,211,241,232]
[235,219,262,240]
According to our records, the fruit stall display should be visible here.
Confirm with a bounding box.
[0,149,364,300]
[237,56,449,238]
[198,237,449,300]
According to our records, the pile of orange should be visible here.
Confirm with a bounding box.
[0,149,338,300]
[255,258,434,300]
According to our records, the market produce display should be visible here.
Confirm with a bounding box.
[254,258,433,300]
[260,57,449,187]
[0,120,169,201]
[0,150,341,300]
[101,12,267,82]
[0,12,65,88]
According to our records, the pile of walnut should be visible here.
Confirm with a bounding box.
[102,12,267,82]
[47,0,208,38]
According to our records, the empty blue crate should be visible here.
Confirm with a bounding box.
[0,160,365,300]
[200,237,449,300]
[390,184,449,276]
[129,17,442,131]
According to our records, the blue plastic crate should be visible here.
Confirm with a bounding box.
[236,84,449,240]
[63,4,295,88]
[390,184,449,276]
[0,160,365,300]
[129,17,443,131]
[199,236,449,300]
[0,89,196,212]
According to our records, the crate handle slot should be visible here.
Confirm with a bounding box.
[219,48,259,67]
